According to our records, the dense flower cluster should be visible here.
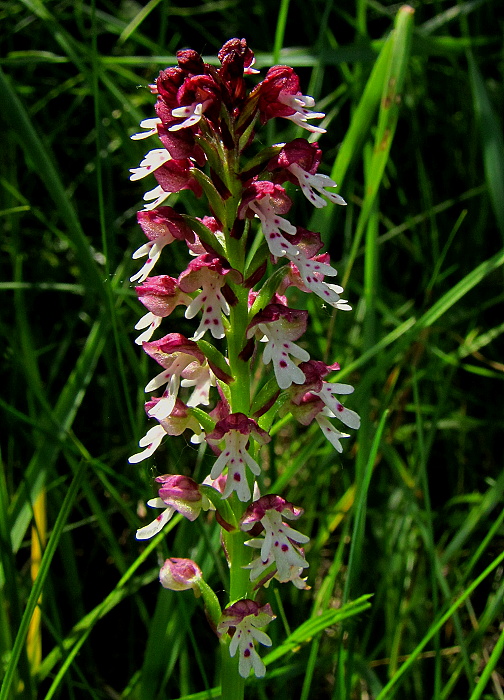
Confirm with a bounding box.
[129,38,359,681]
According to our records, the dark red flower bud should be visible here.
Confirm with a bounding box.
[156,67,185,106]
[176,48,205,75]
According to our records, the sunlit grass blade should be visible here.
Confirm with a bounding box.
[26,488,47,673]
[117,0,165,45]
[416,246,504,331]
[341,4,415,287]
[272,0,291,64]
[310,24,393,235]
[0,462,87,700]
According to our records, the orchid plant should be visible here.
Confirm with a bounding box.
[128,38,360,698]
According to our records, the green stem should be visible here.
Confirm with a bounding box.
[227,285,252,415]
[218,136,254,700]
[220,638,245,700]
[225,527,252,601]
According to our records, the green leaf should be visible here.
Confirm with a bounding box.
[468,51,504,240]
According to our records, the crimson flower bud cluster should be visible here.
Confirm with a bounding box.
[128,38,359,680]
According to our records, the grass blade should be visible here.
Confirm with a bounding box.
[0,461,87,700]
[467,51,504,240]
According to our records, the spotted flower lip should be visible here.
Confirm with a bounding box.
[128,397,203,465]
[290,360,360,429]
[141,334,207,420]
[206,414,270,502]
[130,207,195,283]
[240,495,309,582]
[278,234,348,309]
[247,304,310,389]
[217,600,275,679]
[284,360,360,445]
[268,139,346,207]
[253,65,326,132]
[315,409,351,453]
[129,148,172,181]
[288,163,346,207]
[314,382,361,429]
[134,275,191,345]
[238,180,300,259]
[178,254,240,340]
[244,548,311,590]
[135,475,210,540]
[287,252,342,305]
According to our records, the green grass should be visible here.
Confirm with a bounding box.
[1,1,503,698]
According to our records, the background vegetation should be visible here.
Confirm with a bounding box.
[1,0,503,698]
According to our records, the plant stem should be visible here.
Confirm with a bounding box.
[227,285,252,414]
[220,638,245,700]
[219,137,253,700]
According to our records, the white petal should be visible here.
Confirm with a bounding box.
[185,294,205,319]
[249,629,272,647]
[249,649,266,678]
[282,525,310,544]
[237,651,252,678]
[169,102,204,131]
[316,415,350,452]
[210,450,229,480]
[147,392,177,420]
[145,369,171,393]
[242,450,261,476]
[132,241,153,260]
[128,425,166,464]
[284,342,310,362]
[229,630,240,657]
[134,313,162,345]
[135,507,175,540]
[130,118,161,140]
